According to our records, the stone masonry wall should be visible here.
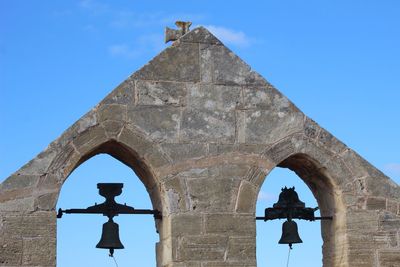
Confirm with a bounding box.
[1,27,399,267]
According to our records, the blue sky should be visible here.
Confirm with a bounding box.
[1,1,399,266]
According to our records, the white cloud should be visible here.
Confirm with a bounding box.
[205,25,251,47]
[384,163,400,176]
[257,191,276,202]
[79,0,109,14]
[110,11,204,30]
[108,33,167,60]
[108,44,138,59]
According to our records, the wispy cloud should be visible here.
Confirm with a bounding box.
[257,191,276,202]
[78,4,205,58]
[205,25,251,47]
[79,0,109,14]
[110,11,204,30]
[108,33,166,60]
[384,163,400,176]
[109,44,138,59]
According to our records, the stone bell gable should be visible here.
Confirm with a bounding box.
[1,26,399,267]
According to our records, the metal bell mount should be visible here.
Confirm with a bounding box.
[57,183,162,256]
[256,186,332,249]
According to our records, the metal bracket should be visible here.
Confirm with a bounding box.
[57,183,162,221]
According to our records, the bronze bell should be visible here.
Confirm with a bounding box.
[96,219,124,256]
[279,220,303,248]
[273,187,305,209]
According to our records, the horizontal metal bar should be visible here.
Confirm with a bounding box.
[314,216,333,220]
[57,208,162,219]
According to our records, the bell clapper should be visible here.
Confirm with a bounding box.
[109,248,114,257]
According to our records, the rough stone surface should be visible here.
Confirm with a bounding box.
[379,250,400,267]
[128,106,180,142]
[137,80,187,107]
[1,26,399,267]
[181,109,235,143]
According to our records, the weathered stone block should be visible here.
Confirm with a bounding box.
[47,143,79,178]
[186,178,240,212]
[245,166,268,188]
[161,143,208,163]
[128,107,180,142]
[374,231,398,247]
[235,181,257,213]
[0,236,22,266]
[137,80,187,107]
[303,117,320,139]
[236,110,246,144]
[212,45,265,86]
[200,43,213,83]
[208,164,250,180]
[226,237,256,262]
[205,214,255,236]
[188,84,241,112]
[245,109,304,144]
[72,125,108,155]
[170,214,203,237]
[0,197,35,212]
[347,211,379,232]
[386,200,398,214]
[242,85,276,110]
[35,192,58,211]
[379,212,400,231]
[180,27,222,45]
[181,109,235,143]
[178,235,228,261]
[170,262,202,267]
[318,128,347,155]
[144,146,171,169]
[168,168,209,180]
[366,197,386,210]
[57,110,98,147]
[97,104,127,122]
[208,143,236,155]
[0,174,39,192]
[203,263,256,267]
[366,175,400,199]
[22,237,56,266]
[265,136,296,164]
[102,120,124,138]
[379,250,400,267]
[0,214,23,236]
[163,176,187,213]
[348,231,397,249]
[132,42,200,82]
[100,78,134,105]
[117,126,153,157]
[238,146,265,157]
[15,148,57,176]
[323,156,353,187]
[347,249,376,267]
[20,212,56,238]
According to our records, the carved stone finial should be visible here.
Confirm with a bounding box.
[165,21,192,43]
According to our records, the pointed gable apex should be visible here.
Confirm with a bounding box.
[131,26,267,86]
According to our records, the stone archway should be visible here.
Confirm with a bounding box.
[1,26,399,267]
[235,133,348,267]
